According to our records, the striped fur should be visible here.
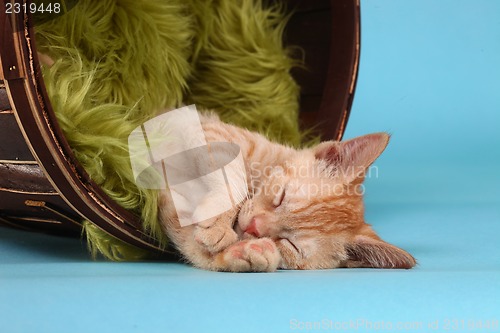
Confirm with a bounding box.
[159,112,416,272]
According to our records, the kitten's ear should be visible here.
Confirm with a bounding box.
[344,235,416,269]
[314,133,390,182]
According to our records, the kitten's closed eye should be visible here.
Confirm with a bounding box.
[278,238,301,257]
[272,186,286,208]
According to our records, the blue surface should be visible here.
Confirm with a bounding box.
[1,0,499,332]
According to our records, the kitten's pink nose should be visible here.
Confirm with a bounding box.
[245,217,261,238]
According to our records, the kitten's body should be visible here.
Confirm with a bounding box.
[159,112,415,272]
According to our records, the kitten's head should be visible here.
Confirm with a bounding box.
[236,133,416,270]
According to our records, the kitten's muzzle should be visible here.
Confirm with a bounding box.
[244,218,260,238]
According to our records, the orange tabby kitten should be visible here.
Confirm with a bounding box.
[159,112,416,272]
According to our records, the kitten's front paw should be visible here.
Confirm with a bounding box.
[194,224,238,253]
[222,238,280,272]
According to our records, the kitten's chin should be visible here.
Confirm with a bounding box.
[241,232,258,240]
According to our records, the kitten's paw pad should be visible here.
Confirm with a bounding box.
[224,238,280,272]
[194,225,238,253]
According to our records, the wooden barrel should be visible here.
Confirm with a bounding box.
[0,0,360,253]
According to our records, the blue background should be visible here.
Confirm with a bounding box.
[1,1,499,332]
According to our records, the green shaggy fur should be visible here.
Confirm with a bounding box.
[35,0,303,260]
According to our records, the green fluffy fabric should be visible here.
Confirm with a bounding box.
[186,0,301,145]
[35,0,303,260]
